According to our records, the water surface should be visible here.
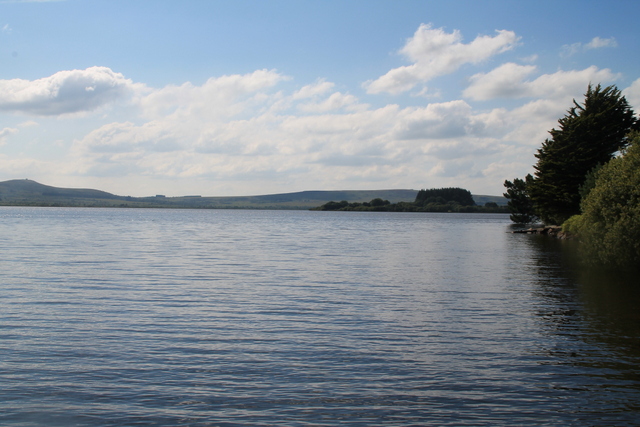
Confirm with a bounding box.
[1,208,638,426]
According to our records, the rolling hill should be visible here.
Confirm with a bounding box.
[0,179,506,209]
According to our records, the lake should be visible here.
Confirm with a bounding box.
[0,207,638,426]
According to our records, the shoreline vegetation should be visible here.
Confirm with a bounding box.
[0,179,507,211]
[503,84,639,269]
[312,187,509,213]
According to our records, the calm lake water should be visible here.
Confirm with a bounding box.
[1,207,638,426]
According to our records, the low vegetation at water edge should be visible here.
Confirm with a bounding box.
[313,187,508,213]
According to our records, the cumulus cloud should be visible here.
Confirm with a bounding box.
[430,159,476,178]
[364,24,519,95]
[464,63,537,99]
[0,127,18,145]
[297,92,366,113]
[135,69,286,120]
[78,121,183,154]
[292,79,334,100]
[0,155,56,180]
[623,78,640,111]
[392,100,473,140]
[18,120,38,128]
[0,66,135,116]
[586,36,618,49]
[561,36,617,57]
[70,81,519,194]
[464,64,617,100]
[44,61,629,197]
[4,20,637,198]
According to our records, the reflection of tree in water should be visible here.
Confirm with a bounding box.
[521,233,640,416]
[519,235,585,355]
[528,235,639,344]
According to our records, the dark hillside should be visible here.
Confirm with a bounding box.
[0,179,505,209]
[0,179,122,202]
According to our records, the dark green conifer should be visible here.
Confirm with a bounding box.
[503,174,537,223]
[528,84,637,224]
[414,187,475,207]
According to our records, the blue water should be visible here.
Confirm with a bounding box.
[1,207,638,426]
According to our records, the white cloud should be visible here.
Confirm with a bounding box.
[561,36,617,57]
[18,120,39,128]
[78,121,183,154]
[392,100,473,140]
[0,127,18,145]
[623,78,640,111]
[69,85,521,195]
[500,99,571,146]
[0,66,135,116]
[292,79,334,100]
[464,63,537,100]
[297,92,366,113]
[464,64,618,100]
[410,86,441,99]
[364,23,519,95]
[586,36,618,50]
[135,69,286,120]
[0,155,55,178]
[481,161,533,183]
[430,159,475,178]
[13,59,630,197]
[561,42,582,58]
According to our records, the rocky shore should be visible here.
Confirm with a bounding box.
[512,225,573,239]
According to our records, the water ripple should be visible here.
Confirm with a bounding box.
[0,208,638,426]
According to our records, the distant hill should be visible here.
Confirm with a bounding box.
[0,179,506,209]
[0,179,122,200]
[472,194,508,206]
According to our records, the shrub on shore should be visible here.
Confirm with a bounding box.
[563,132,640,268]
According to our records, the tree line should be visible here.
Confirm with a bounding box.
[313,187,507,213]
[503,84,639,268]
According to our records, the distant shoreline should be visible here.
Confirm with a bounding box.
[0,179,507,210]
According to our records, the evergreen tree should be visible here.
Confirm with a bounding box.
[503,174,537,223]
[528,84,637,224]
[415,187,475,206]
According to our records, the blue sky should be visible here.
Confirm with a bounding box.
[1,0,639,197]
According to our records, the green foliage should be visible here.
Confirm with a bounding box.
[574,132,640,268]
[415,187,475,207]
[317,200,350,210]
[578,164,604,200]
[503,174,537,223]
[370,198,390,208]
[315,187,496,212]
[561,214,586,235]
[528,84,637,224]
